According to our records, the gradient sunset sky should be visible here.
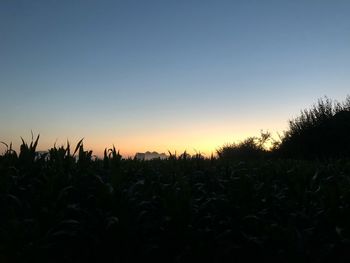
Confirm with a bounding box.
[1,0,350,157]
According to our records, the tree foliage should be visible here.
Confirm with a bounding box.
[278,96,350,159]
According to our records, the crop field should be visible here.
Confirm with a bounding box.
[1,137,350,263]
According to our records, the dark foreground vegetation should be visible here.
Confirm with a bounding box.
[1,97,350,263]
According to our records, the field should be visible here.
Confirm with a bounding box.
[1,139,350,263]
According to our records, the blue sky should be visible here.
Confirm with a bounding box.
[1,0,350,156]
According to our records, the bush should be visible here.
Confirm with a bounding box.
[216,131,271,160]
[277,96,350,159]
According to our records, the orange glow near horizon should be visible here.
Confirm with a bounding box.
[0,119,288,158]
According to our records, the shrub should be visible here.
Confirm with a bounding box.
[277,96,350,159]
[216,131,271,160]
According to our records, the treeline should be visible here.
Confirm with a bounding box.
[217,96,350,160]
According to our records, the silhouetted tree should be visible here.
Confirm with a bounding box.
[277,96,350,159]
[217,131,271,160]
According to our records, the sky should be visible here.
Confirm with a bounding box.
[1,0,350,157]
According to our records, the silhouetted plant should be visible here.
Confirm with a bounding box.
[216,131,271,160]
[2,99,350,262]
[278,96,350,159]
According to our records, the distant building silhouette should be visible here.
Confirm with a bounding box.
[134,151,167,160]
